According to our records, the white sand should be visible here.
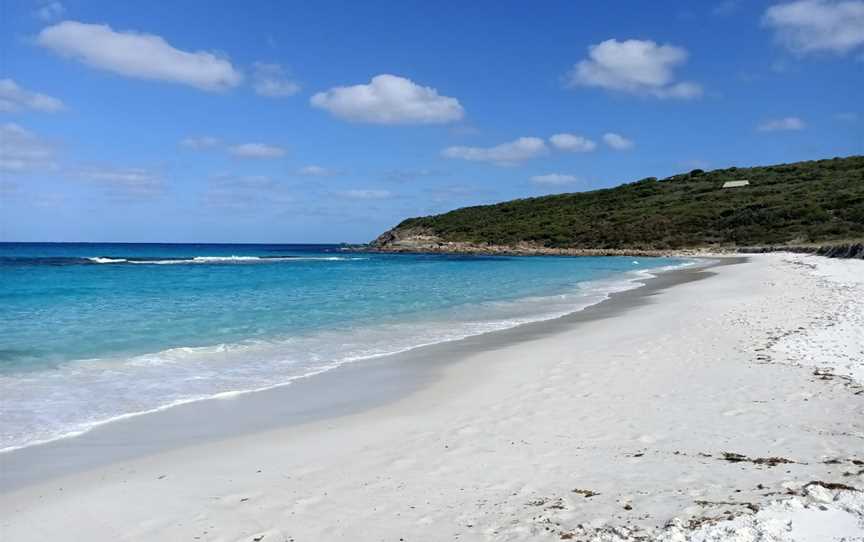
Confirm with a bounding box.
[769,254,864,388]
[1,254,862,541]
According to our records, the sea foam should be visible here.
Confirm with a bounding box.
[0,258,696,453]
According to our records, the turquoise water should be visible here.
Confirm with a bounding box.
[0,243,686,451]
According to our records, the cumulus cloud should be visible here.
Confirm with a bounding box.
[0,79,64,113]
[530,173,580,186]
[763,0,864,54]
[227,143,287,158]
[37,21,243,91]
[76,166,164,199]
[602,133,635,150]
[179,136,221,150]
[0,123,57,172]
[442,137,548,166]
[568,39,702,99]
[335,189,394,200]
[549,133,596,152]
[297,165,337,177]
[35,1,65,21]
[757,116,806,131]
[252,62,300,97]
[311,74,464,124]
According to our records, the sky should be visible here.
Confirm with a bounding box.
[1,0,862,243]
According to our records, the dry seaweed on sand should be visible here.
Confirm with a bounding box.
[720,452,799,467]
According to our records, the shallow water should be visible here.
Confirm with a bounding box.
[0,242,686,451]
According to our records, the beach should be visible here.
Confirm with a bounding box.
[1,253,862,541]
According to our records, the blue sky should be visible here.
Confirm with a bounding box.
[1,0,862,243]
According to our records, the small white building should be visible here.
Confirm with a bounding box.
[722,180,750,189]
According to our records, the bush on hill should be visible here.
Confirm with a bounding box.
[388,156,864,249]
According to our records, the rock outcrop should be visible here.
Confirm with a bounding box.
[370,228,864,260]
[368,228,722,257]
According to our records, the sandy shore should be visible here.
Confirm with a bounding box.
[1,254,862,541]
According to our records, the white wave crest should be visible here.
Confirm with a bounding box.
[87,255,367,265]
[0,258,699,453]
[87,257,129,264]
[132,256,365,265]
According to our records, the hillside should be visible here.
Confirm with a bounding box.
[372,156,864,254]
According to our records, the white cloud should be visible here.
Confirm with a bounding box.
[336,189,394,200]
[76,166,164,198]
[182,138,289,159]
[442,137,548,166]
[530,173,580,186]
[549,133,596,152]
[37,21,243,91]
[78,166,160,183]
[297,165,337,177]
[35,1,65,21]
[311,74,464,124]
[0,123,56,172]
[757,116,806,131]
[227,143,286,158]
[252,62,300,97]
[602,132,635,150]
[763,0,864,54]
[0,79,64,113]
[568,39,702,99]
[179,136,221,149]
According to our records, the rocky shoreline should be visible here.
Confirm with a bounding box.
[361,228,864,259]
[360,241,718,258]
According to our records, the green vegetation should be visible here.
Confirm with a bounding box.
[387,156,864,249]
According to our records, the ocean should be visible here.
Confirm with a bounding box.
[0,242,687,452]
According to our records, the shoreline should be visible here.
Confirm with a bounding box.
[355,240,864,259]
[0,257,717,490]
[2,253,862,541]
[0,254,688,458]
